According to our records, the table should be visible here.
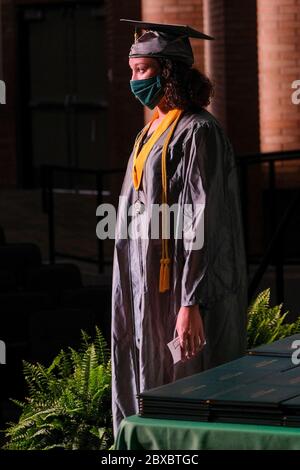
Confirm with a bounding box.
[115,415,300,450]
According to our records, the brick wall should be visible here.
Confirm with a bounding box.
[142,0,205,70]
[142,0,205,122]
[204,0,262,256]
[257,0,300,152]
[203,0,260,155]
[203,0,226,126]
[257,0,300,187]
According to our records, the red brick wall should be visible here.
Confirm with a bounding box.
[203,0,226,126]
[204,0,263,257]
[142,0,205,122]
[203,0,260,154]
[257,0,300,188]
[142,0,205,70]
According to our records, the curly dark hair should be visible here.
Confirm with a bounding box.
[158,58,214,111]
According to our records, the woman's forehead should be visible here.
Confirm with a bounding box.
[129,57,160,67]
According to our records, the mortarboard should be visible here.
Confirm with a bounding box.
[120,19,214,67]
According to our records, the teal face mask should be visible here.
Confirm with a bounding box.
[130,75,164,110]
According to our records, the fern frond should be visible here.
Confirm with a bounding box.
[94,326,110,365]
[247,288,300,348]
[4,326,113,450]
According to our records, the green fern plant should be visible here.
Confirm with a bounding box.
[3,327,113,450]
[247,288,300,349]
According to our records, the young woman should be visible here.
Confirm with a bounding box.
[111,20,248,437]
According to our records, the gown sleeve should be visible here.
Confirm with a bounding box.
[180,120,220,307]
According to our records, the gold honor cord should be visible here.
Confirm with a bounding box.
[131,108,183,293]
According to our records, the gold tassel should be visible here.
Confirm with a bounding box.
[158,110,183,293]
[130,108,183,294]
[159,257,171,293]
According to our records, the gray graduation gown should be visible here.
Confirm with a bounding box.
[111,109,248,436]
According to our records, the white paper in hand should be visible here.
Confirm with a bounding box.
[167,336,182,364]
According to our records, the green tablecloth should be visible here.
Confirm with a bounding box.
[115,415,300,450]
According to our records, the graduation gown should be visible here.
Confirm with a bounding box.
[111,109,248,436]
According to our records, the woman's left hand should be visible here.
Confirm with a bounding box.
[175,304,206,361]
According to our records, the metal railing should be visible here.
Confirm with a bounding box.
[41,149,300,302]
[237,149,300,302]
[41,164,125,273]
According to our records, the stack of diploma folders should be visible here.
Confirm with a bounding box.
[138,334,300,427]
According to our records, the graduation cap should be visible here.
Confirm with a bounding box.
[121,19,214,67]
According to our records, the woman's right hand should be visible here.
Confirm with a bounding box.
[175,304,206,361]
